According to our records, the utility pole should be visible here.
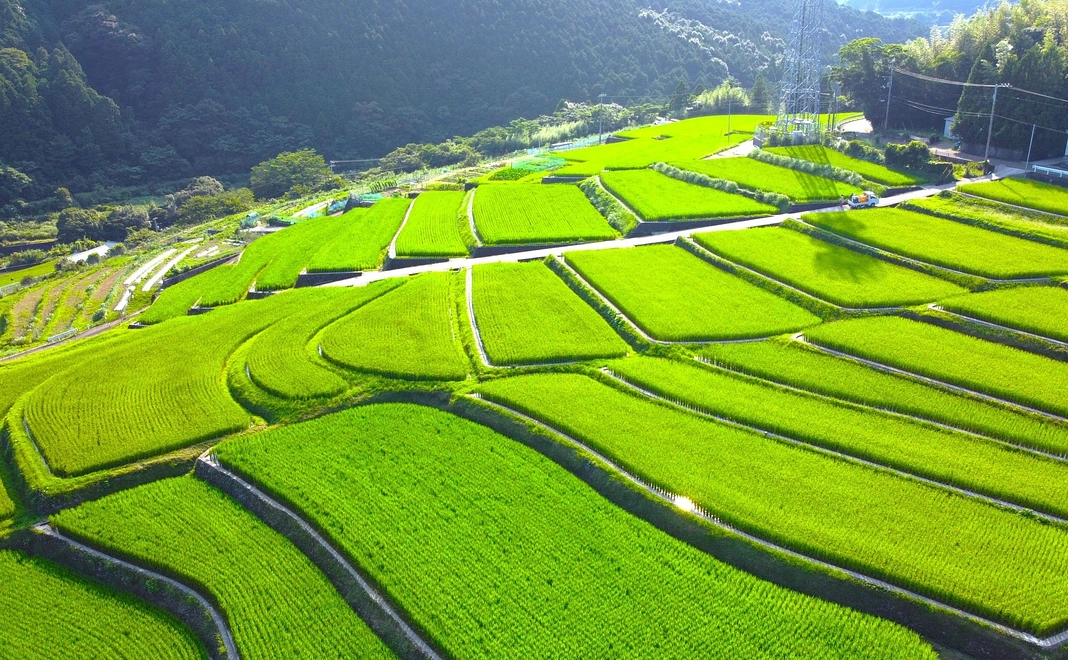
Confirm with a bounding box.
[1025,123,1036,171]
[984,84,1007,164]
[598,93,606,145]
[883,68,894,133]
[727,93,732,136]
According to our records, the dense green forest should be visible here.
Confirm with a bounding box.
[836,0,1068,158]
[0,0,922,211]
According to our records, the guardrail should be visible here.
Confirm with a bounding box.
[46,327,79,344]
[1033,165,1068,179]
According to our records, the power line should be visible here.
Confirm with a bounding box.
[893,67,1068,105]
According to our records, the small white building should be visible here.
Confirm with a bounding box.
[943,116,957,140]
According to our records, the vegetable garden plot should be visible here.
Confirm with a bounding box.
[610,356,1068,518]
[674,157,859,202]
[53,477,395,660]
[320,272,469,380]
[471,184,616,245]
[20,293,312,477]
[700,340,1068,457]
[471,262,628,365]
[805,316,1068,419]
[693,227,966,307]
[214,404,935,660]
[247,283,404,398]
[565,245,820,341]
[940,286,1068,343]
[306,198,410,272]
[904,193,1068,248]
[599,169,776,221]
[0,550,205,659]
[476,373,1068,635]
[765,146,920,186]
[805,209,1068,279]
[958,178,1068,217]
[394,191,469,257]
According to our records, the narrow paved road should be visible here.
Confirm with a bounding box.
[326,184,951,288]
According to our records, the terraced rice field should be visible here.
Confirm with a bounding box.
[700,340,1068,456]
[0,550,205,659]
[600,169,777,221]
[904,192,1068,248]
[0,260,54,287]
[477,372,1068,635]
[394,191,470,257]
[939,286,1068,343]
[214,403,935,659]
[18,295,307,477]
[958,177,1068,216]
[306,198,410,272]
[693,227,967,307]
[472,184,616,245]
[139,275,207,324]
[674,157,859,202]
[765,146,920,186]
[320,273,469,380]
[256,210,366,289]
[805,208,1068,279]
[805,316,1068,418]
[553,116,764,170]
[245,284,402,398]
[0,466,15,521]
[470,261,628,365]
[565,244,820,340]
[53,477,395,660]
[610,356,1068,518]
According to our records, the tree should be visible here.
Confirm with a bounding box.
[176,189,254,225]
[749,72,771,114]
[668,79,691,116]
[249,149,336,200]
[101,206,150,241]
[0,165,31,207]
[56,207,98,243]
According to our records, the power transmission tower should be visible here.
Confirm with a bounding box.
[775,0,825,142]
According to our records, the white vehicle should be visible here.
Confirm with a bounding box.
[847,191,879,209]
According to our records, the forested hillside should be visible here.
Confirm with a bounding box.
[836,0,1068,158]
[0,0,922,204]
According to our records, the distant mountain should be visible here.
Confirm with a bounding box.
[0,0,924,203]
[839,0,993,23]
